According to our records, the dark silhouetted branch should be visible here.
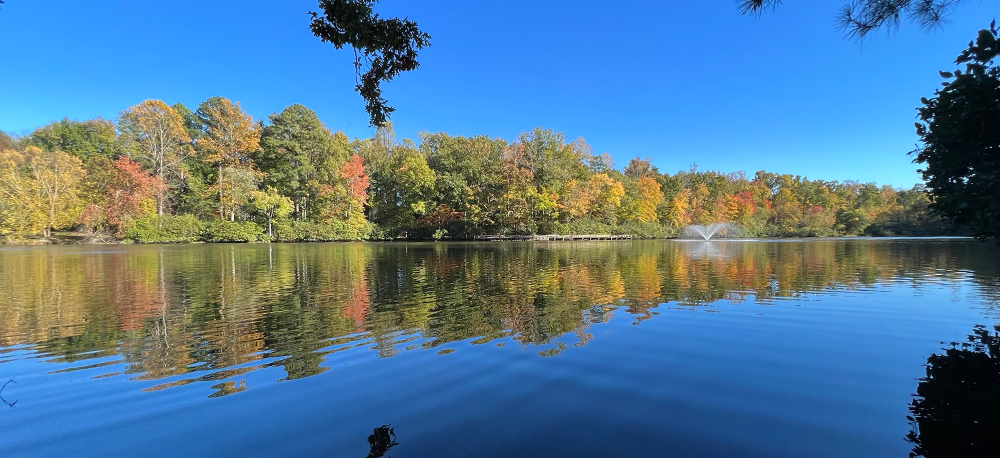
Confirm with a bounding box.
[309,1,431,127]
[0,378,17,408]
[738,0,971,40]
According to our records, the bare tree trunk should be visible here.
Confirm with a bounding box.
[48,196,56,239]
[218,164,224,218]
[157,149,166,215]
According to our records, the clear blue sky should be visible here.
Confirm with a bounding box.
[0,1,996,187]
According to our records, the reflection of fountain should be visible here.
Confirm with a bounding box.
[683,240,731,260]
[682,223,736,240]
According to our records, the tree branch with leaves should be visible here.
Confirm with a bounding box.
[913,20,1000,241]
[309,0,431,127]
[738,0,977,39]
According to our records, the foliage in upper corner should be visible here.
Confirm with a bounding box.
[309,0,431,127]
[913,21,1000,242]
[738,0,975,40]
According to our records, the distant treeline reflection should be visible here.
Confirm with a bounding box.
[0,241,996,394]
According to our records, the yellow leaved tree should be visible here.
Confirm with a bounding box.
[196,97,261,218]
[632,176,663,223]
[0,146,85,238]
[588,173,625,224]
[666,188,692,228]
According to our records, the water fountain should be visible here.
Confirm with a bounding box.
[682,223,736,240]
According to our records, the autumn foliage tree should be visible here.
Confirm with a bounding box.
[664,188,690,228]
[105,157,166,235]
[195,97,262,219]
[197,97,261,172]
[0,147,85,238]
[214,167,259,222]
[633,177,663,223]
[251,187,293,239]
[338,153,370,235]
[1,96,953,243]
[119,100,191,215]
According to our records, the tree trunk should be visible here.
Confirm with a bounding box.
[218,164,224,218]
[48,197,56,239]
[157,154,165,215]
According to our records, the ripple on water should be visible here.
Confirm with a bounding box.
[0,240,997,457]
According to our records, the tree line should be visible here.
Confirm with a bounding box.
[0,98,948,243]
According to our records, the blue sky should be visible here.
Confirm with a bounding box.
[0,1,996,187]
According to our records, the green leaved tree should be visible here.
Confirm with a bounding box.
[914,22,1000,241]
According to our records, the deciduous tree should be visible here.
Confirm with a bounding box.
[106,157,165,235]
[588,173,626,224]
[0,147,85,238]
[28,118,118,160]
[309,0,431,126]
[632,176,663,223]
[340,153,370,218]
[196,97,261,217]
[256,104,348,220]
[252,187,293,239]
[119,100,191,215]
[914,23,1000,241]
[666,188,692,228]
[212,166,259,222]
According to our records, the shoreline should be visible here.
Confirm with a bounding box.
[0,234,977,247]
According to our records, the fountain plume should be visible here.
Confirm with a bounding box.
[682,223,738,240]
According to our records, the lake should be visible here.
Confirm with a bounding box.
[0,239,997,457]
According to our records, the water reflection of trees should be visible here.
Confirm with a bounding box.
[906,324,1000,458]
[0,240,996,394]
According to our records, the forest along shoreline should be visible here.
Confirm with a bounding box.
[6,234,972,246]
[0,99,952,246]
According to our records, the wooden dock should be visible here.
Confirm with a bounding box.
[474,234,633,242]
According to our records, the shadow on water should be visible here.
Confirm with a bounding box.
[364,425,398,458]
[907,324,1000,458]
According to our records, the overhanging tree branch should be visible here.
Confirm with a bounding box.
[309,0,431,127]
[738,0,974,39]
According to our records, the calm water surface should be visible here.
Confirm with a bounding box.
[0,239,998,457]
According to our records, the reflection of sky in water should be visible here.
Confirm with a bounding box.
[0,240,997,457]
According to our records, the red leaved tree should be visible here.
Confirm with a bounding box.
[339,153,370,217]
[106,157,166,235]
